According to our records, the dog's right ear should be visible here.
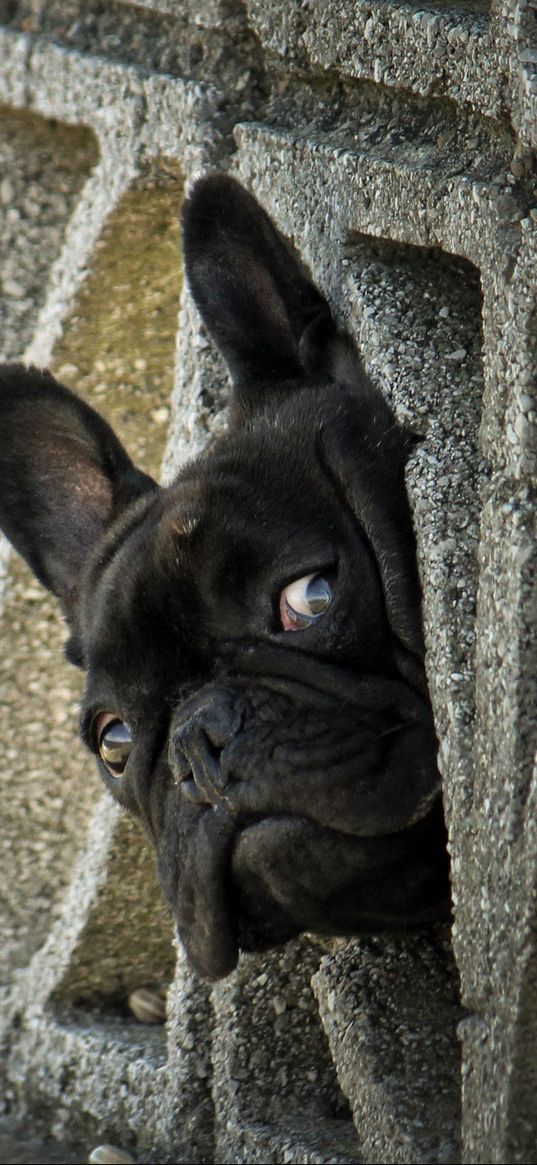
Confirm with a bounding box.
[182,174,339,401]
[0,364,156,629]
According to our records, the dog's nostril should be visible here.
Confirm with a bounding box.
[180,775,211,804]
[197,696,244,749]
[169,691,244,796]
[169,744,193,787]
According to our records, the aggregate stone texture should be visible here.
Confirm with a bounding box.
[0,1,535,1164]
[0,1120,86,1164]
[312,931,462,1165]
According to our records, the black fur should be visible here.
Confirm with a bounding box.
[0,176,450,979]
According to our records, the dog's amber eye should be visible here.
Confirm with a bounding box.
[279,572,334,631]
[95,713,133,777]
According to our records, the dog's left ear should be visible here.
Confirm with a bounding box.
[182,174,346,403]
[0,364,156,628]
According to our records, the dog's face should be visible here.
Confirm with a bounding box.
[0,176,449,979]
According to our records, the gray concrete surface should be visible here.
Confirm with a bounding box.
[0,1,535,1163]
[0,1120,86,1164]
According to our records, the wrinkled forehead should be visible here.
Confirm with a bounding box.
[80,487,200,685]
[80,419,346,668]
[173,447,348,591]
[172,417,344,536]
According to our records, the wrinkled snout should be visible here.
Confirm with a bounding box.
[163,676,448,981]
[170,686,245,806]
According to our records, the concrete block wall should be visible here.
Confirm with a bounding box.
[0,1,535,1161]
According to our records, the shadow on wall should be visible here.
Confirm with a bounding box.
[0,141,183,989]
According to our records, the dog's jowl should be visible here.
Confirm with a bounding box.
[0,176,450,979]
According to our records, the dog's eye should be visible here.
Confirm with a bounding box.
[95,713,133,777]
[279,572,334,631]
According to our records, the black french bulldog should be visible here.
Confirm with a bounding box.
[0,175,450,980]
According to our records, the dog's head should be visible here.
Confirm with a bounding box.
[0,176,449,979]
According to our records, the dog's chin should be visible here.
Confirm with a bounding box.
[172,801,450,982]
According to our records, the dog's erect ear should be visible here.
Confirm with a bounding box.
[0,364,156,622]
[182,174,342,397]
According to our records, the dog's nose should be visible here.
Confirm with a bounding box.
[170,689,244,805]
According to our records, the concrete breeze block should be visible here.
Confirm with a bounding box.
[0,2,535,1162]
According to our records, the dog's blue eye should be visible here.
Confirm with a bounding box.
[280,572,334,631]
[96,714,133,777]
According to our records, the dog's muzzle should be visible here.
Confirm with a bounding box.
[164,676,449,981]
